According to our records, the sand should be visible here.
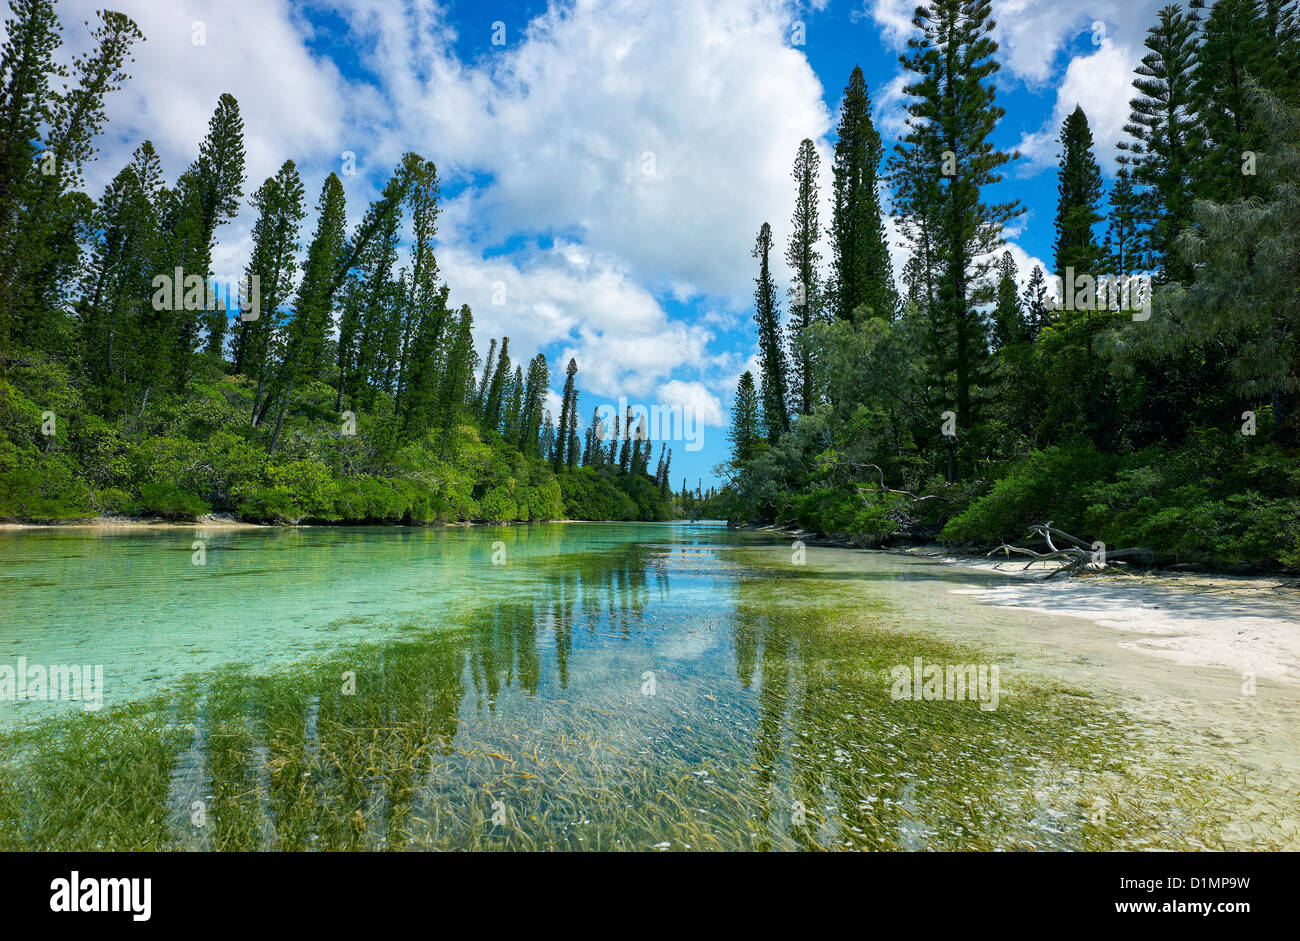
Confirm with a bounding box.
[904,547,1300,685]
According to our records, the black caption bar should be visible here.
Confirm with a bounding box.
[0,851,1286,929]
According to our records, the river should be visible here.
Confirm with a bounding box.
[0,521,1295,850]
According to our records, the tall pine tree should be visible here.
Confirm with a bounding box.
[830,66,897,324]
[1052,106,1105,281]
[1118,3,1202,282]
[752,221,789,441]
[894,0,1022,438]
[786,138,823,414]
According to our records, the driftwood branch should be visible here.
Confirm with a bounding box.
[988,521,1152,579]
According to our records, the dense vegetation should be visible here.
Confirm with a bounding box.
[0,0,677,525]
[722,0,1300,571]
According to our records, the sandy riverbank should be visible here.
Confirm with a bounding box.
[743,523,1300,685]
[912,545,1300,684]
[0,515,618,531]
[0,514,268,531]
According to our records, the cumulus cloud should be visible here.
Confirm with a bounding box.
[330,0,832,302]
[656,379,726,427]
[1014,38,1139,175]
[65,0,349,198]
[60,0,839,405]
[860,1,1162,88]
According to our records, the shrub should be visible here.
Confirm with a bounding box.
[132,481,211,520]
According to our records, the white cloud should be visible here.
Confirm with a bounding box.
[857,1,1162,91]
[1014,38,1138,175]
[656,380,726,427]
[875,70,912,141]
[853,0,914,47]
[331,0,832,301]
[67,0,349,198]
[62,0,840,405]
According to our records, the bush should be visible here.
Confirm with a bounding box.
[0,454,94,519]
[237,460,337,522]
[941,440,1118,545]
[132,481,211,520]
[942,429,1300,570]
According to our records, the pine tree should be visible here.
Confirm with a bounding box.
[729,371,762,465]
[893,0,1023,436]
[1159,84,1299,428]
[1103,167,1141,275]
[394,156,444,438]
[609,412,622,466]
[482,336,511,433]
[0,0,61,348]
[786,138,823,414]
[1118,3,1202,282]
[0,7,142,351]
[830,66,897,324]
[752,221,789,441]
[990,250,1025,350]
[554,357,578,471]
[567,427,581,470]
[630,417,649,475]
[518,354,549,453]
[502,365,524,442]
[618,408,633,473]
[1021,264,1050,341]
[176,93,247,365]
[336,166,406,411]
[396,283,449,442]
[1190,0,1279,203]
[475,337,497,416]
[77,140,166,410]
[259,173,348,450]
[234,160,305,426]
[583,406,602,465]
[1052,106,1105,280]
[433,305,477,455]
[539,409,555,461]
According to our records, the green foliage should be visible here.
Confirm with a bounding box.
[724,29,1300,573]
[940,441,1119,544]
[556,466,669,522]
[830,65,896,324]
[942,431,1300,570]
[132,481,210,520]
[0,453,93,519]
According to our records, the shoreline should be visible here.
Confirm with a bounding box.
[741,522,1300,685]
[0,514,671,531]
[739,521,1300,582]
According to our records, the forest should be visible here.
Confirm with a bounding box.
[721,0,1300,571]
[0,0,685,525]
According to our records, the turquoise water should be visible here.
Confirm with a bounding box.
[0,522,751,723]
[0,522,1291,850]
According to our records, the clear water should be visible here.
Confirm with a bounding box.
[0,522,1294,850]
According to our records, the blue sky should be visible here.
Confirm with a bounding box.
[57,0,1174,488]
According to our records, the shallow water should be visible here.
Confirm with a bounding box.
[0,522,1295,850]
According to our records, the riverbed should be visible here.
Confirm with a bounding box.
[0,522,1295,850]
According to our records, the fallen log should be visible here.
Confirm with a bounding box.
[988,522,1153,580]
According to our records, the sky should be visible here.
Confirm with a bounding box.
[52,0,1174,488]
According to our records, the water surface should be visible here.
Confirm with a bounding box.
[0,522,1294,850]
